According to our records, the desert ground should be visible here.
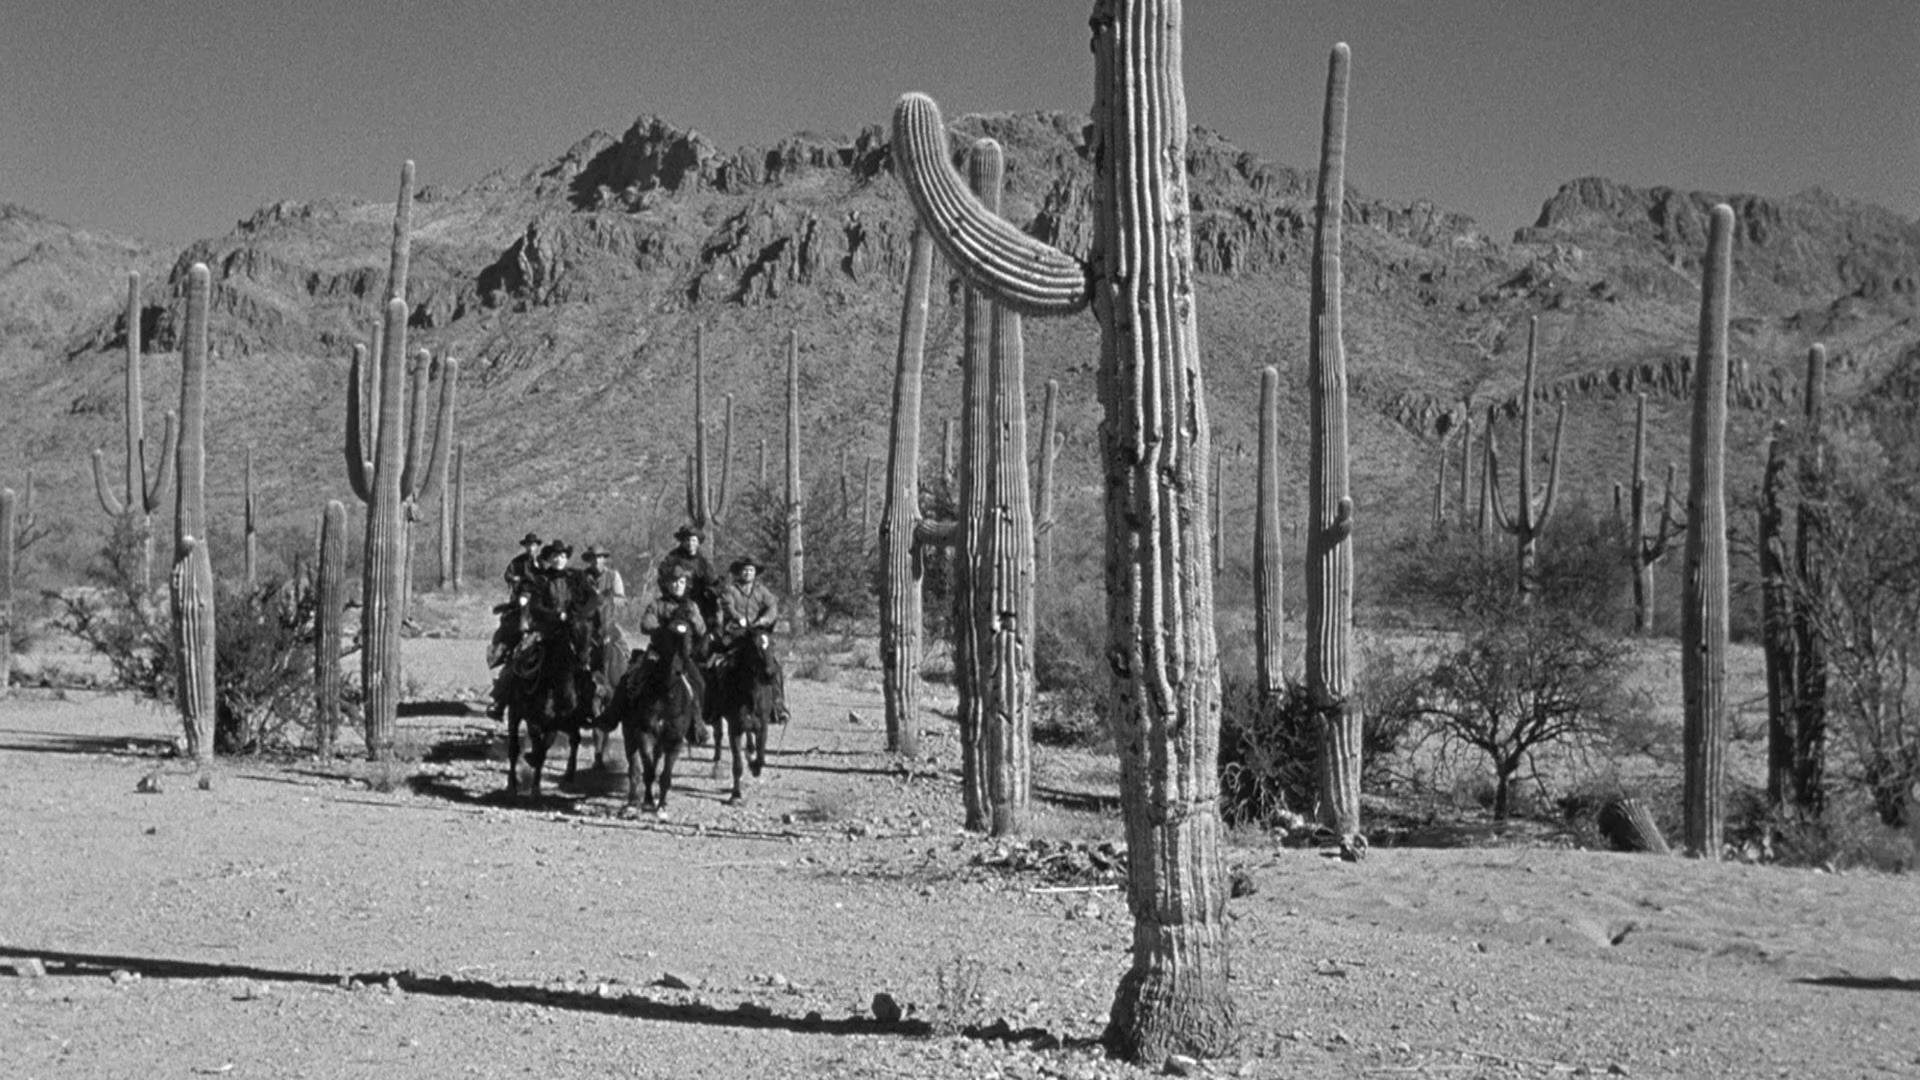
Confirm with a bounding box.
[3,611,1918,1080]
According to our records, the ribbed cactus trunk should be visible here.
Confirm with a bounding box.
[91,270,177,595]
[890,1,1235,1058]
[878,227,932,759]
[1431,433,1448,532]
[171,264,216,762]
[1792,344,1829,814]
[1758,425,1796,808]
[1254,367,1284,699]
[314,500,346,757]
[1477,405,1495,543]
[982,249,1035,838]
[1487,317,1566,595]
[685,327,733,543]
[440,445,458,592]
[953,140,1001,831]
[361,302,410,760]
[1628,395,1679,634]
[1681,203,1734,859]
[1209,449,1226,576]
[784,330,807,632]
[1034,379,1061,582]
[1307,44,1362,843]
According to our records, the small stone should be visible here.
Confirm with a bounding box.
[143,826,158,836]
[197,773,213,791]
[110,969,139,986]
[11,957,47,978]
[136,771,164,794]
[768,973,790,990]
[871,991,903,1023]
[384,976,400,993]
[847,710,863,725]
[781,812,795,825]
[657,972,695,991]
[1163,1053,1200,1076]
[1607,1066,1629,1077]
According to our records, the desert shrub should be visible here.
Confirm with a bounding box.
[728,480,877,631]
[1031,556,1107,747]
[52,518,321,753]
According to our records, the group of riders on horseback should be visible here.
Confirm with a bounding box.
[485,523,789,756]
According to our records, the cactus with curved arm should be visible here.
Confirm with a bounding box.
[889,1,1234,1058]
[1681,204,1735,858]
[685,326,734,539]
[1486,316,1567,594]
[1254,367,1284,698]
[1792,343,1830,813]
[91,271,179,592]
[784,330,806,631]
[1626,394,1682,633]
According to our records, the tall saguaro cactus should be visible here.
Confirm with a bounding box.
[890,1,1236,1058]
[343,162,456,758]
[314,500,347,757]
[1254,367,1285,699]
[1487,316,1567,593]
[982,228,1037,838]
[91,271,178,592]
[171,264,217,761]
[1758,423,1795,807]
[1681,203,1735,859]
[953,139,1004,831]
[1792,343,1830,813]
[1,488,19,696]
[784,330,807,631]
[878,227,934,760]
[243,446,260,594]
[1306,45,1363,846]
[1627,394,1682,633]
[686,327,734,536]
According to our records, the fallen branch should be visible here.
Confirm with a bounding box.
[1026,884,1119,895]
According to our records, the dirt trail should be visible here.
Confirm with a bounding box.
[3,634,1918,1079]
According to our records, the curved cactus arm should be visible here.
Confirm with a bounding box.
[1535,401,1567,528]
[142,410,178,513]
[413,357,459,508]
[890,93,1091,317]
[345,344,374,503]
[1486,430,1515,533]
[92,448,127,516]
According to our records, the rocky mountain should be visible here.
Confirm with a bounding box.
[3,111,1916,590]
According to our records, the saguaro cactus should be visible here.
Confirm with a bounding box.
[890,2,1236,1058]
[1758,423,1795,807]
[784,330,807,631]
[1627,394,1683,634]
[878,227,934,760]
[1792,343,1830,813]
[1,489,18,695]
[441,443,465,592]
[171,264,217,761]
[343,162,456,758]
[982,229,1037,838]
[953,139,1004,831]
[91,271,178,592]
[314,500,347,757]
[1457,405,1474,527]
[1487,317,1567,593]
[1681,203,1735,859]
[1254,367,1284,699]
[685,326,734,536]
[1306,45,1363,847]
[243,446,260,594]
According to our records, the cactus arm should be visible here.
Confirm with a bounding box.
[92,448,127,516]
[122,272,145,511]
[715,392,734,521]
[345,344,374,503]
[398,350,431,500]
[141,411,178,513]
[1535,401,1567,528]
[691,326,709,524]
[412,356,458,509]
[890,94,1091,317]
[684,453,699,524]
[1486,433,1515,533]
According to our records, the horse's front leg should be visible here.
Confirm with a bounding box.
[710,713,729,779]
[505,712,523,794]
[563,727,582,784]
[656,742,680,817]
[726,725,747,804]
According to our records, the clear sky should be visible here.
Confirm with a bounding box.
[4,0,1915,249]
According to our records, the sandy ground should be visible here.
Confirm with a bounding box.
[3,631,1919,1079]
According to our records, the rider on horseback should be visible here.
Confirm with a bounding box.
[715,555,792,725]
[487,541,599,719]
[633,564,710,740]
[656,525,721,634]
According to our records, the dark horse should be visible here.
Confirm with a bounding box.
[502,619,602,798]
[604,620,704,816]
[706,628,779,803]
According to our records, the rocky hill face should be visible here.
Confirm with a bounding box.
[4,112,1916,588]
